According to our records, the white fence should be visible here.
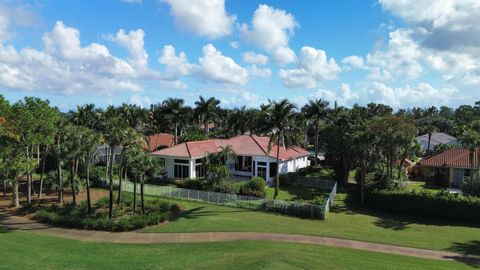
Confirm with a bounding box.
[102,178,337,220]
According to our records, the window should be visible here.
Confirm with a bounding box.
[174,159,190,178]
[195,158,205,178]
[269,162,277,179]
[235,156,252,172]
[257,166,267,179]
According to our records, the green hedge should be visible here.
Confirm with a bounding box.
[366,190,480,222]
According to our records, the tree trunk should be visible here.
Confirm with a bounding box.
[116,163,123,205]
[38,145,48,199]
[274,137,281,199]
[12,176,19,208]
[105,145,110,180]
[86,161,92,214]
[70,160,76,205]
[26,146,31,203]
[108,147,115,219]
[204,122,209,134]
[141,176,145,214]
[427,133,432,154]
[470,150,475,183]
[360,166,366,205]
[397,159,405,180]
[133,174,137,213]
[174,122,178,145]
[58,162,63,204]
[3,168,8,198]
[314,124,319,165]
[476,147,480,183]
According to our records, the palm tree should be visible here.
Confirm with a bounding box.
[460,129,478,183]
[425,124,438,155]
[302,99,329,163]
[264,99,299,199]
[194,96,220,134]
[125,147,153,213]
[78,127,102,213]
[163,98,185,144]
[102,107,129,219]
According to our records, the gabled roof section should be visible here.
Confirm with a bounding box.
[419,147,478,168]
[151,134,310,160]
[144,133,175,152]
[416,132,457,146]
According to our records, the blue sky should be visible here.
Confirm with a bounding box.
[0,0,479,111]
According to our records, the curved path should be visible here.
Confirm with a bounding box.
[1,211,479,264]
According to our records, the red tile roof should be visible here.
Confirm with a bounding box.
[144,133,175,152]
[151,134,310,160]
[419,147,479,168]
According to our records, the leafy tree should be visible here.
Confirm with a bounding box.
[162,98,185,144]
[125,147,155,213]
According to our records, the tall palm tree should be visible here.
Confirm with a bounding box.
[163,98,185,144]
[425,124,438,154]
[78,127,102,213]
[102,107,128,219]
[125,147,153,213]
[194,96,220,134]
[264,99,299,199]
[302,99,329,163]
[460,129,478,183]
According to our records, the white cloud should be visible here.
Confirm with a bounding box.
[112,29,148,70]
[198,44,248,84]
[159,43,248,85]
[240,4,298,64]
[247,65,272,78]
[242,51,268,65]
[0,10,9,42]
[229,41,239,49]
[342,55,365,70]
[129,94,151,108]
[162,0,235,39]
[279,46,341,88]
[158,44,194,79]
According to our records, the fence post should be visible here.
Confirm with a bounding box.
[217,193,220,204]
[197,190,200,201]
[187,189,190,199]
[207,191,210,202]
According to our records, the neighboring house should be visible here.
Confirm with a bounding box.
[95,145,123,164]
[144,133,175,152]
[151,134,310,183]
[415,132,457,152]
[417,148,478,187]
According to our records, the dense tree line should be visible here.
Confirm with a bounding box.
[2,94,480,209]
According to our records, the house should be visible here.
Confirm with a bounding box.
[151,134,310,183]
[417,147,478,187]
[415,132,458,152]
[144,133,175,152]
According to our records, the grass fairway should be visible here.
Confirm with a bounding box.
[143,192,480,255]
[0,228,474,270]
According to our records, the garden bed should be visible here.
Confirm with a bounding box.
[34,194,181,231]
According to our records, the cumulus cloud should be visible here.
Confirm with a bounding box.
[279,46,341,88]
[111,29,148,71]
[242,51,268,65]
[247,65,272,78]
[0,21,152,94]
[158,43,249,85]
[240,4,298,64]
[0,10,9,42]
[342,55,365,70]
[198,44,248,84]
[374,0,480,87]
[129,94,151,108]
[162,0,235,39]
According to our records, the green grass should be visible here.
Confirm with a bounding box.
[0,229,474,270]
[407,181,443,194]
[143,191,480,255]
[265,185,329,201]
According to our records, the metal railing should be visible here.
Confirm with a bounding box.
[100,178,337,220]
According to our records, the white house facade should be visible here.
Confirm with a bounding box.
[152,135,310,183]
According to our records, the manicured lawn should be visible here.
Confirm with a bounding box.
[0,229,474,270]
[407,181,444,194]
[143,191,480,255]
[265,185,329,201]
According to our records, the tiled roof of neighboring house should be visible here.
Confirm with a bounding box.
[416,132,457,148]
[419,147,479,168]
[151,134,310,161]
[144,133,175,152]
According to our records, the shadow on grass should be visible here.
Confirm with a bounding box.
[448,241,480,268]
[280,184,329,201]
[331,188,480,231]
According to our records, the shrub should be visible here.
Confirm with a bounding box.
[209,180,239,194]
[312,195,327,206]
[34,194,180,231]
[180,178,207,190]
[279,172,298,187]
[239,177,266,197]
[461,177,480,197]
[89,166,107,186]
[366,189,480,222]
